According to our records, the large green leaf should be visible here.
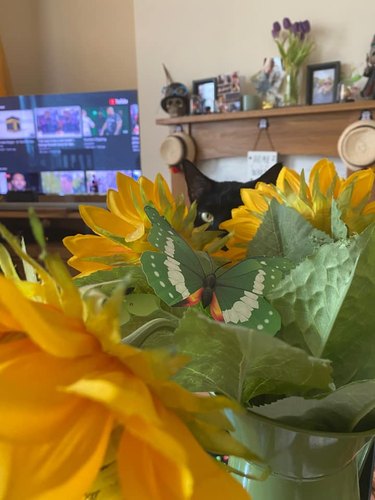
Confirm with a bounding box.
[269,232,368,358]
[322,224,375,386]
[170,309,332,404]
[247,200,332,262]
[251,380,375,433]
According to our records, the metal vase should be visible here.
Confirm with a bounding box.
[228,410,374,500]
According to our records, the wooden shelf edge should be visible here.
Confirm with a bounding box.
[156,100,375,126]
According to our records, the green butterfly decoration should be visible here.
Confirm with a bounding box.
[140,206,289,335]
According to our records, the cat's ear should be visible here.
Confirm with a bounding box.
[182,160,215,202]
[255,162,283,185]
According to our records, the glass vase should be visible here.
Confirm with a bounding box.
[227,410,374,500]
[283,65,300,106]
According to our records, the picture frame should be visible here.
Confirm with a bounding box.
[306,61,341,105]
[216,71,242,112]
[192,78,217,113]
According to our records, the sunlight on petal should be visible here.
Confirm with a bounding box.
[65,371,161,425]
[0,344,112,442]
[1,404,112,500]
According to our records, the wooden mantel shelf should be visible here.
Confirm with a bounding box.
[156,100,375,160]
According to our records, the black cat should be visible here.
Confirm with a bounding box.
[182,160,283,229]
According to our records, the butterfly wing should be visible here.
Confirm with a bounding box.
[141,206,205,305]
[214,259,282,334]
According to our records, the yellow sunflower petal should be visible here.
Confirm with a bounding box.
[0,403,112,500]
[139,176,156,208]
[0,341,112,442]
[124,224,146,242]
[118,405,250,500]
[363,201,375,215]
[79,205,136,238]
[64,234,139,274]
[67,255,112,274]
[118,416,193,500]
[276,167,301,196]
[153,173,175,212]
[44,254,83,319]
[0,277,96,358]
[64,371,161,425]
[106,188,132,221]
[240,189,269,213]
[0,308,22,335]
[309,158,338,197]
[63,234,125,258]
[115,172,144,222]
[339,168,375,208]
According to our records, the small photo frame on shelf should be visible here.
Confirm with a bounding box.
[216,71,241,112]
[192,78,217,113]
[306,61,341,105]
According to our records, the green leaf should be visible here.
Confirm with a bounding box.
[74,265,151,295]
[125,293,160,317]
[0,222,48,282]
[322,224,375,385]
[330,199,348,240]
[28,208,46,255]
[0,243,19,279]
[172,309,332,404]
[247,200,332,262]
[21,238,38,282]
[251,380,375,433]
[269,230,371,359]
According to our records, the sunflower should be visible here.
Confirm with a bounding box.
[64,172,226,275]
[221,159,375,260]
[0,226,253,500]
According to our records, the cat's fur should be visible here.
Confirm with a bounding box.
[182,160,283,229]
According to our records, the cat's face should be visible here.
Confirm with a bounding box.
[183,160,283,230]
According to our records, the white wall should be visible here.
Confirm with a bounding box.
[134,0,375,182]
[0,0,137,95]
[37,0,137,93]
[0,0,43,95]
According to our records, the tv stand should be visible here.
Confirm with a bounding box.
[0,195,106,271]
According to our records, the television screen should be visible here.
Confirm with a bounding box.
[0,90,141,195]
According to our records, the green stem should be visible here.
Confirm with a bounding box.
[121,317,176,347]
[284,66,300,106]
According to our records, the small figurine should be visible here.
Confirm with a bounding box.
[361,34,375,99]
[160,64,189,117]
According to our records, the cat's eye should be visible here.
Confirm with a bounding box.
[201,212,214,224]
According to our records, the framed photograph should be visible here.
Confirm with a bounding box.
[192,78,217,113]
[216,71,241,112]
[251,57,284,107]
[306,61,341,105]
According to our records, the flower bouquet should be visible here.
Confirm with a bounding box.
[65,160,375,498]
[272,17,315,105]
[0,211,255,497]
[1,160,375,499]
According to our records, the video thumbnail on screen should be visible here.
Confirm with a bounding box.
[81,106,130,137]
[35,107,82,138]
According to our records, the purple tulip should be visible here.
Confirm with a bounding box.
[291,22,299,34]
[273,21,281,33]
[302,20,311,33]
[283,17,292,30]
